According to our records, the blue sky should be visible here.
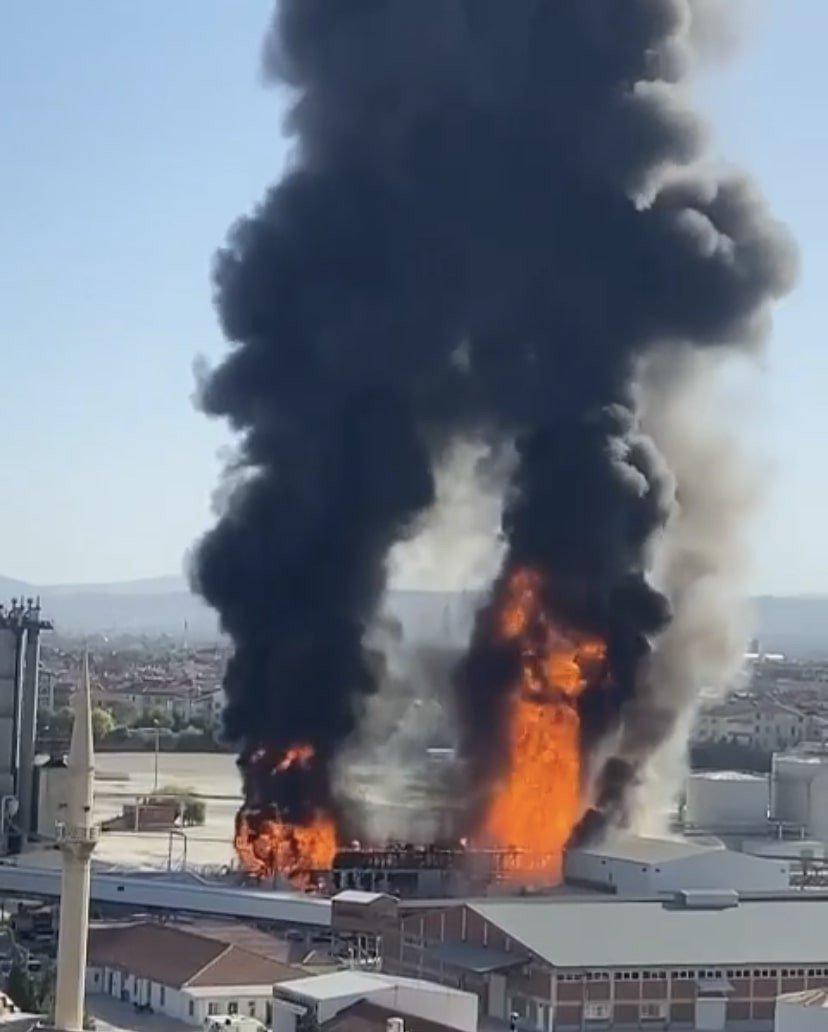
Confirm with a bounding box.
[0,2,824,594]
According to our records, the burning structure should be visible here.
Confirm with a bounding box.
[193,1,797,888]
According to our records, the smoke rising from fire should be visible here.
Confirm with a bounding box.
[193,0,796,870]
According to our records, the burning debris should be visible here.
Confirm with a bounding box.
[193,0,797,887]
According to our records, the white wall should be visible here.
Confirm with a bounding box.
[367,982,477,1031]
[87,964,272,1027]
[185,990,274,1026]
[776,997,828,1032]
[566,847,788,894]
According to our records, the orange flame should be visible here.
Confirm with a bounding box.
[234,743,337,889]
[481,568,605,882]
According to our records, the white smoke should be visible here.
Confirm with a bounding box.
[628,348,765,832]
[387,436,512,593]
[337,437,512,842]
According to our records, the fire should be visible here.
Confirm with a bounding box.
[234,743,337,889]
[274,744,314,772]
[481,568,605,881]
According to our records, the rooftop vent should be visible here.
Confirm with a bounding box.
[671,889,739,910]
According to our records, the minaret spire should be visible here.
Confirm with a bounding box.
[53,650,98,1032]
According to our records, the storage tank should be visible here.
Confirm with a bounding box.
[776,990,828,1032]
[771,752,828,831]
[807,772,828,841]
[685,771,769,830]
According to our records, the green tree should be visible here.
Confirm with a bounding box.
[90,707,115,742]
[53,706,74,737]
[6,962,40,1013]
[36,708,56,738]
[138,709,173,730]
[150,785,207,825]
[183,797,206,826]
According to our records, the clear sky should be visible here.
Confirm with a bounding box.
[0,2,824,594]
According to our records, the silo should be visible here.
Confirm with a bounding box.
[685,771,769,831]
[807,772,828,842]
[772,753,828,831]
[776,990,828,1032]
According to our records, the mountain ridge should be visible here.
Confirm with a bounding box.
[2,574,827,655]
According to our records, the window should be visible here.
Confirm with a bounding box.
[159,986,165,1006]
[188,1002,194,1018]
[584,1003,611,1022]
[641,1003,667,1021]
[228,1002,238,1015]
[208,1004,218,1016]
[248,1001,257,1017]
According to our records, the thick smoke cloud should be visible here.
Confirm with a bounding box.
[193,0,795,844]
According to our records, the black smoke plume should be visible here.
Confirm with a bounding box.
[193,1,795,847]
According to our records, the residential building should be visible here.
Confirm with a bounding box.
[694,699,813,751]
[85,920,300,1026]
[379,893,828,1030]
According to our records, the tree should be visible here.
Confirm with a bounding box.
[36,708,56,738]
[52,707,75,737]
[150,785,206,826]
[90,707,115,742]
[183,797,206,826]
[6,962,40,1013]
[138,709,173,730]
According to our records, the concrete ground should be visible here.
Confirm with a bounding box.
[87,994,193,1032]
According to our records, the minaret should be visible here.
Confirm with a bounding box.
[53,652,98,1032]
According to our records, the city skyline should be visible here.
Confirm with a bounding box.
[2,2,825,594]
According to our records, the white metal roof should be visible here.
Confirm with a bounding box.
[276,970,387,1001]
[276,970,472,1003]
[469,897,828,969]
[332,890,393,905]
[688,771,767,783]
[571,835,721,865]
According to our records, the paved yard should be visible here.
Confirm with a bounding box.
[87,994,193,1032]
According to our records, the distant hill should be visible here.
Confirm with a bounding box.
[2,574,827,655]
[0,573,215,639]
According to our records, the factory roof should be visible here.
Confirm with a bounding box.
[688,770,767,782]
[333,890,394,906]
[276,970,388,1002]
[570,835,722,865]
[468,896,828,969]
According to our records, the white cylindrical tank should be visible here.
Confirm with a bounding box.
[685,771,769,830]
[776,990,828,1032]
[808,772,828,841]
[772,753,828,830]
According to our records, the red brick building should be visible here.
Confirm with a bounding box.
[380,893,828,1030]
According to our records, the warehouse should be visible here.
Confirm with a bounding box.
[382,893,828,1031]
[563,836,789,894]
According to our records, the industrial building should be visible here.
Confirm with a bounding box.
[682,748,828,862]
[379,893,828,1031]
[272,970,477,1032]
[564,836,789,894]
[0,599,50,852]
